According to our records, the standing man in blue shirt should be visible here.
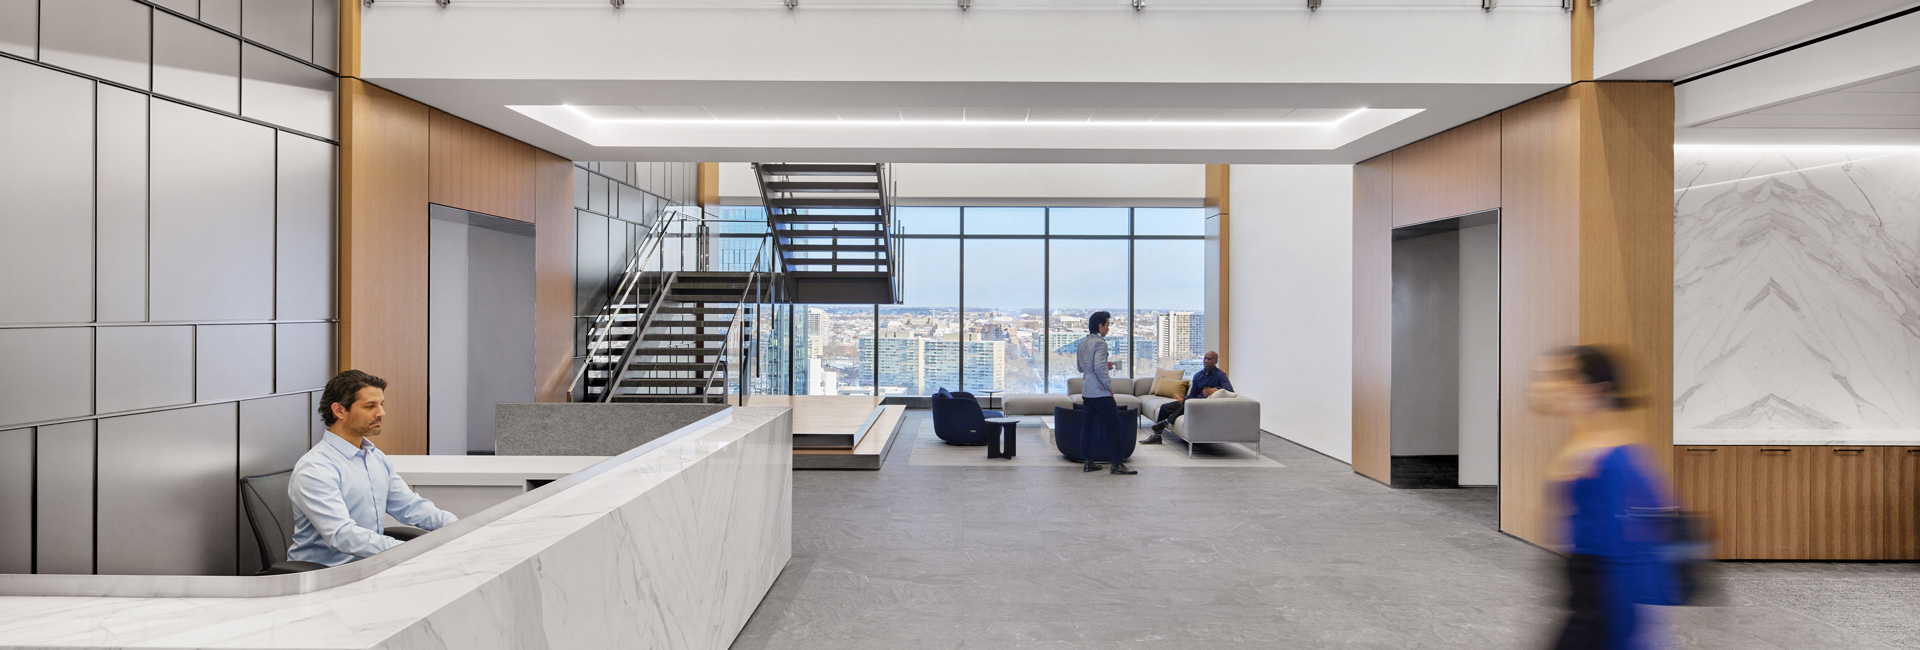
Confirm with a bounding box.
[1143,351,1233,445]
[1076,311,1136,475]
[287,370,458,566]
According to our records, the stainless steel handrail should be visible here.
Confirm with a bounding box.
[706,235,771,404]
[567,206,693,401]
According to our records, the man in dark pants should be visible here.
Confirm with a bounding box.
[1076,311,1135,475]
[1143,350,1234,444]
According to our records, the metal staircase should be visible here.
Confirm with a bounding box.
[570,212,770,404]
[754,163,901,304]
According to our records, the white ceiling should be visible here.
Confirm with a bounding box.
[1675,7,1920,145]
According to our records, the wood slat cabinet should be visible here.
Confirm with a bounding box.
[1673,446,1735,559]
[1894,447,1920,560]
[1811,447,1890,560]
[1730,446,1811,560]
[1674,445,1920,561]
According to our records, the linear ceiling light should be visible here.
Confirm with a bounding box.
[561,106,1372,128]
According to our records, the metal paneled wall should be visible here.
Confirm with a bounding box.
[0,0,339,576]
[38,0,150,90]
[0,58,96,325]
[96,326,197,413]
[97,404,239,576]
[198,324,275,401]
[154,10,241,113]
[0,428,29,574]
[151,100,277,321]
[97,86,151,323]
[35,421,95,575]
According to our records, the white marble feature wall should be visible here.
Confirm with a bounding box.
[1675,147,1920,444]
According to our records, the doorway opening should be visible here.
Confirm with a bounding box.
[1389,209,1499,490]
[429,204,536,455]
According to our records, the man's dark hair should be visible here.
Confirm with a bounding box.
[319,370,388,426]
[1088,311,1111,334]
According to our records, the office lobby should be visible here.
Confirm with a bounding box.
[3,0,1920,648]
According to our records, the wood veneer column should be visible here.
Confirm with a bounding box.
[1351,154,1393,483]
[1205,164,1231,374]
[340,78,431,455]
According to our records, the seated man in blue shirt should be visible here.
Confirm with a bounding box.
[1142,350,1234,445]
[288,370,457,566]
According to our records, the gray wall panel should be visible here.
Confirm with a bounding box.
[154,12,240,113]
[313,0,339,71]
[277,133,338,320]
[97,86,151,323]
[467,224,537,454]
[200,0,240,33]
[575,211,609,316]
[96,326,195,414]
[588,173,610,214]
[310,391,326,447]
[197,324,273,401]
[241,393,310,571]
[242,44,335,138]
[151,101,276,321]
[152,0,200,17]
[0,329,94,428]
[39,0,150,90]
[240,394,308,477]
[0,0,34,58]
[241,0,312,61]
[276,323,333,393]
[35,421,95,575]
[97,404,238,576]
[0,58,96,325]
[0,428,29,574]
[428,213,470,457]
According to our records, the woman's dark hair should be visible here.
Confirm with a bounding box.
[1562,345,1631,410]
[1088,311,1111,334]
[319,369,388,426]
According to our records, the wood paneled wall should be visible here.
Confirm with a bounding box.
[1351,154,1394,484]
[1351,82,1675,547]
[1206,164,1231,372]
[340,84,576,454]
[1390,115,1501,228]
[1495,89,1584,544]
[341,79,431,454]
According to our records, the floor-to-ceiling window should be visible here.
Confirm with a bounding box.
[743,205,1204,396]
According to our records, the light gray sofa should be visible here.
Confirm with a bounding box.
[1165,395,1263,457]
[999,376,1157,416]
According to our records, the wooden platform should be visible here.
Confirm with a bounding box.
[745,396,904,471]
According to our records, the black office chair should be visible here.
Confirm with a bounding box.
[241,470,431,576]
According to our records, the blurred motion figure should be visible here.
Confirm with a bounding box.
[1529,346,1675,650]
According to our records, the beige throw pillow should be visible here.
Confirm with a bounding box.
[1151,369,1187,399]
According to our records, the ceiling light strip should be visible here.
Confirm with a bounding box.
[561,106,1370,128]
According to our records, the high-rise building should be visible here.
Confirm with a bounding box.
[862,332,927,394]
[1157,311,1201,365]
[804,308,827,358]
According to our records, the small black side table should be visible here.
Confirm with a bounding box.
[984,417,1020,459]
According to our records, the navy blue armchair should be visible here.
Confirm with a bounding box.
[931,393,1005,445]
[1052,405,1137,463]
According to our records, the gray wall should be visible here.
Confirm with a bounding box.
[572,162,699,379]
[1389,224,1500,485]
[429,206,536,454]
[0,0,338,576]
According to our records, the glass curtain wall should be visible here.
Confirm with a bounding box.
[745,206,1204,396]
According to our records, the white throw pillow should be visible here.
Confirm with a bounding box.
[1209,390,1238,399]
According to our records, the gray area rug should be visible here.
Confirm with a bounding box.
[907,415,1283,468]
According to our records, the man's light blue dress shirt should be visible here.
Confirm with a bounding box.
[288,433,456,566]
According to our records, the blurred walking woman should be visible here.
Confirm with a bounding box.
[1529,346,1674,650]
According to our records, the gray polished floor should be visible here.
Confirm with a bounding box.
[732,412,1919,649]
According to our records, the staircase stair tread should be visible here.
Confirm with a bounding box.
[759,163,880,176]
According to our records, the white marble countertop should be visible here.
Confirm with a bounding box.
[0,406,791,649]
[387,454,608,486]
[1675,429,1920,446]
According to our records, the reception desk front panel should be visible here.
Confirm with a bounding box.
[0,406,793,650]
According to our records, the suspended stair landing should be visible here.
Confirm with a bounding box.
[755,163,901,304]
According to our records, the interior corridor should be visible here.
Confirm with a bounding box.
[733,412,1919,650]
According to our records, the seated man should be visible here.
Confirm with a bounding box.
[1142,351,1234,445]
[288,370,457,566]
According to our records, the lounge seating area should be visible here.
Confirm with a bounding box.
[994,375,1264,457]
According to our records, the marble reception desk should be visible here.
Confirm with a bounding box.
[0,406,793,649]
